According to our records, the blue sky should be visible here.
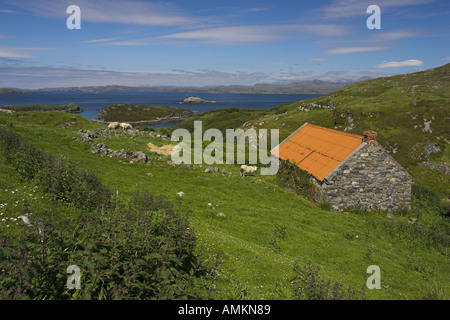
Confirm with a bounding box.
[0,0,449,89]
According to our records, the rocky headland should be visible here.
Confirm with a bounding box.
[1,103,83,113]
[93,104,195,126]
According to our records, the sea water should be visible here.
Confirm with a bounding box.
[0,91,325,128]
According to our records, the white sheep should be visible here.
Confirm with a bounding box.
[240,165,258,177]
[108,122,120,129]
[120,122,132,130]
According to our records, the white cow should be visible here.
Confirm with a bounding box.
[240,165,258,177]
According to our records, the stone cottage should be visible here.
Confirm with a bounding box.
[271,123,412,211]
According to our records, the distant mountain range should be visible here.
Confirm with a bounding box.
[0,79,364,95]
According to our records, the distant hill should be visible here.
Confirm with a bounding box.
[0,88,25,94]
[2,103,82,113]
[153,80,352,94]
[0,80,353,95]
[173,63,450,196]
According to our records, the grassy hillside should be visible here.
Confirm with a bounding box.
[0,110,448,300]
[97,104,194,123]
[174,63,450,196]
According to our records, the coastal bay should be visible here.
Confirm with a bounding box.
[0,91,325,126]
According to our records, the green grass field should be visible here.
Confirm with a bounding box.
[0,110,448,300]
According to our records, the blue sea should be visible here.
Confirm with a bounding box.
[0,91,325,128]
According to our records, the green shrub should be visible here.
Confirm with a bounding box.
[277,159,312,197]
[0,190,210,300]
[291,262,365,300]
[412,184,449,217]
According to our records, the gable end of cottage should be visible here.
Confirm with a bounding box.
[317,142,412,211]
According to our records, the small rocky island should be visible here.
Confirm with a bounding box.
[181,96,217,104]
[93,104,195,126]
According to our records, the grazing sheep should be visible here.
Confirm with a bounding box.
[120,122,132,130]
[240,165,258,176]
[108,122,120,129]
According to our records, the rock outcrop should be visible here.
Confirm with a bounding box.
[421,144,440,160]
[421,162,450,175]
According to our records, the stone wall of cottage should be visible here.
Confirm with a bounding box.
[319,143,412,211]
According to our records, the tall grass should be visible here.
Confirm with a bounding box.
[0,126,110,211]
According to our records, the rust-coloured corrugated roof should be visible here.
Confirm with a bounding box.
[272,123,363,181]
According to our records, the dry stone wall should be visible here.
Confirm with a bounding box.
[320,143,412,211]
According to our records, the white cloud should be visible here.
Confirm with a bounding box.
[6,0,194,27]
[441,56,450,61]
[317,0,434,19]
[102,40,147,46]
[278,70,316,81]
[0,9,18,14]
[241,7,273,13]
[0,47,46,58]
[374,59,424,68]
[323,46,388,55]
[309,58,328,61]
[372,29,420,41]
[82,38,118,44]
[0,66,271,88]
[157,24,350,45]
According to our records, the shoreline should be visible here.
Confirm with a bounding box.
[90,115,192,127]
